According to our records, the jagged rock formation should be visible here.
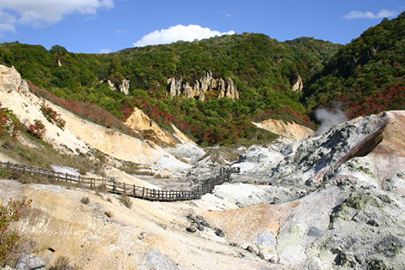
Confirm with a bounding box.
[167,71,239,100]
[107,79,130,95]
[119,79,130,95]
[291,71,303,91]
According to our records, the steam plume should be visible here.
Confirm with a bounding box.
[315,107,348,136]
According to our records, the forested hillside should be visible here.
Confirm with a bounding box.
[305,11,405,118]
[0,11,404,145]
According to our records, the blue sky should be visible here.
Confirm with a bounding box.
[0,0,403,53]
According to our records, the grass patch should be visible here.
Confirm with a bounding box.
[120,194,132,209]
[80,197,90,204]
[49,256,77,270]
[0,134,104,176]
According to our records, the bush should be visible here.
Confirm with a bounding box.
[80,197,90,204]
[0,103,23,139]
[27,119,46,139]
[40,102,66,130]
[50,256,77,270]
[120,194,132,209]
[0,198,31,266]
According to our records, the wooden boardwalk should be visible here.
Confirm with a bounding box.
[0,161,239,202]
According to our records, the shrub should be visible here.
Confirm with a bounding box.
[0,103,23,139]
[120,194,132,209]
[27,119,46,139]
[80,197,90,204]
[40,102,66,130]
[104,211,113,218]
[0,198,31,266]
[50,256,77,270]
[94,184,106,196]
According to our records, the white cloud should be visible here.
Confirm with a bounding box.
[0,0,114,33]
[0,10,16,34]
[343,9,399,20]
[133,24,235,47]
[99,49,112,54]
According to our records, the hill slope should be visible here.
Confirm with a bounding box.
[305,11,405,117]
[0,33,340,145]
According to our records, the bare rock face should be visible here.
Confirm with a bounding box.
[252,119,314,142]
[15,253,46,270]
[119,79,130,95]
[167,71,239,100]
[124,107,178,146]
[291,72,303,91]
[0,65,30,97]
[107,80,116,91]
[226,78,239,99]
[108,79,130,95]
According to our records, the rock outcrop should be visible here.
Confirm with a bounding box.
[119,79,130,95]
[124,107,178,146]
[107,80,116,91]
[167,71,239,100]
[0,65,31,96]
[252,119,314,142]
[291,71,303,91]
[107,79,130,95]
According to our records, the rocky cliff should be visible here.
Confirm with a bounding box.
[167,70,239,100]
[0,64,186,166]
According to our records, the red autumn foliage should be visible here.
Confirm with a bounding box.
[27,119,46,139]
[28,82,139,138]
[340,82,405,119]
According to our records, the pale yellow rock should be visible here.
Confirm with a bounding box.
[253,119,315,141]
[0,64,178,166]
[124,107,177,146]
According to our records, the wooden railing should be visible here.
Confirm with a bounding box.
[0,161,240,202]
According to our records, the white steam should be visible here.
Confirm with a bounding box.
[315,107,348,136]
